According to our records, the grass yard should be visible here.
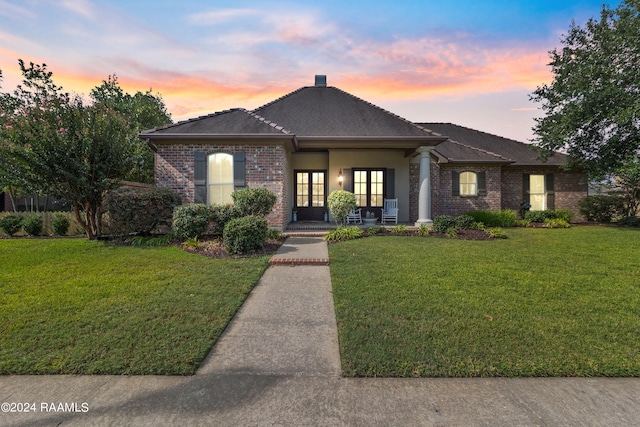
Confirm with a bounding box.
[329,226,640,377]
[0,238,269,375]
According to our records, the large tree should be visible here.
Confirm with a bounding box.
[90,76,172,183]
[530,0,640,179]
[0,61,135,239]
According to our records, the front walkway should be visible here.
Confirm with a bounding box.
[2,237,640,426]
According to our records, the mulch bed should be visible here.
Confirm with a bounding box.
[181,237,286,259]
[359,228,493,240]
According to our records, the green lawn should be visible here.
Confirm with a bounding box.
[0,238,269,375]
[329,226,640,377]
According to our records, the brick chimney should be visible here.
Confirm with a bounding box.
[314,75,327,87]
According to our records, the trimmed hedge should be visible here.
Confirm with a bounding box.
[579,195,625,223]
[104,187,182,235]
[466,210,518,227]
[223,215,268,255]
[232,188,277,217]
[51,214,70,235]
[22,215,43,236]
[173,204,212,239]
[0,215,23,236]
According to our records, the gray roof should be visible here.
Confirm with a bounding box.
[422,123,568,166]
[253,86,441,138]
[141,108,292,137]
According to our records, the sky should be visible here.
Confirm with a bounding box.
[0,0,622,142]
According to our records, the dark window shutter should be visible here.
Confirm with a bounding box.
[343,168,352,192]
[194,151,207,204]
[386,168,395,198]
[233,152,246,189]
[522,173,530,204]
[546,173,555,210]
[477,171,487,196]
[452,171,460,196]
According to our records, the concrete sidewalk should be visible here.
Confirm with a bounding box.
[2,237,640,426]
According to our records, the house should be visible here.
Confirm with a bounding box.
[140,75,588,229]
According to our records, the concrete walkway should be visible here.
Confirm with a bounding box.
[2,237,640,426]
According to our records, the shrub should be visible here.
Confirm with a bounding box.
[324,226,363,242]
[266,229,283,240]
[173,204,212,239]
[390,224,409,234]
[544,218,571,228]
[327,190,358,226]
[417,224,430,236]
[223,215,269,255]
[553,209,574,223]
[432,215,457,233]
[616,216,640,227]
[22,215,43,236]
[364,226,385,235]
[579,195,625,222]
[455,215,476,230]
[0,215,23,236]
[128,234,174,246]
[51,213,70,235]
[524,210,554,223]
[466,210,518,227]
[487,227,508,238]
[104,187,182,235]
[231,188,277,217]
[209,204,242,236]
[445,227,458,238]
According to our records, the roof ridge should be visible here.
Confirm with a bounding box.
[252,86,307,112]
[330,86,445,137]
[242,110,293,135]
[445,139,510,161]
[423,122,527,145]
[142,108,245,133]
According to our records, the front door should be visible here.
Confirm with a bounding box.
[295,170,326,221]
[353,169,385,218]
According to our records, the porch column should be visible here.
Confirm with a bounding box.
[415,146,433,226]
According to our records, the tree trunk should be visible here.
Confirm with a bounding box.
[7,187,17,212]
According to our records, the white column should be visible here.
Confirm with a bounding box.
[415,146,433,226]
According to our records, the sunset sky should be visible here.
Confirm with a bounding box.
[0,0,620,142]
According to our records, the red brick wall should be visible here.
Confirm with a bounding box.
[155,143,289,229]
[502,168,588,221]
[434,165,503,216]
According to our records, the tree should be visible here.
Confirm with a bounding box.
[0,60,135,239]
[530,0,640,179]
[90,76,172,183]
[612,159,640,217]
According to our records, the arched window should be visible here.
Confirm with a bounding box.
[460,171,477,196]
[208,153,234,205]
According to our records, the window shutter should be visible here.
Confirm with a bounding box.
[194,151,207,204]
[477,172,487,196]
[233,152,246,189]
[452,171,460,196]
[386,168,395,198]
[343,168,352,192]
[546,173,555,210]
[522,173,530,204]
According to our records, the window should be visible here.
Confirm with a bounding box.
[207,153,234,205]
[353,169,384,207]
[529,174,546,211]
[460,172,477,196]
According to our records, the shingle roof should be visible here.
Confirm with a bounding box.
[253,86,442,138]
[141,108,292,137]
[422,123,568,166]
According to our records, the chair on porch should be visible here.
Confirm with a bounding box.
[346,208,362,224]
[381,198,398,224]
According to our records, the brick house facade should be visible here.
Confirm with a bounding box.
[142,76,588,229]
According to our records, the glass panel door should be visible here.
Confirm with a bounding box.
[295,170,326,220]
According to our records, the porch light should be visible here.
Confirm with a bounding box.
[338,169,343,186]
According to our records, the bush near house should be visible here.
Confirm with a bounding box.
[223,215,268,255]
[172,204,213,239]
[579,195,626,222]
[104,187,181,236]
[524,209,573,223]
[327,190,358,226]
[231,188,277,217]
[466,210,518,227]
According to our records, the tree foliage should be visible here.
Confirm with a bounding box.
[0,61,135,239]
[90,75,171,183]
[530,0,640,179]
